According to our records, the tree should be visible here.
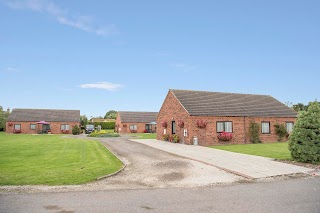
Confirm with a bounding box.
[80,115,88,128]
[288,101,320,163]
[0,106,10,131]
[104,110,117,119]
[292,103,308,112]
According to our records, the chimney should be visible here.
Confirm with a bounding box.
[7,107,10,113]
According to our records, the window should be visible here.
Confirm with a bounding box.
[216,121,233,133]
[286,122,294,133]
[61,124,70,130]
[145,124,152,130]
[129,124,137,130]
[172,121,176,134]
[30,124,36,130]
[14,124,21,130]
[261,122,270,134]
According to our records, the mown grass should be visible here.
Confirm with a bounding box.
[0,132,123,185]
[127,133,157,139]
[210,142,292,160]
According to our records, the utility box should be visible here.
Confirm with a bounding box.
[193,136,198,146]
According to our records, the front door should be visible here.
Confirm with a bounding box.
[145,124,152,133]
[42,124,50,133]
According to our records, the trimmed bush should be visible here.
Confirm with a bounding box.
[93,122,115,130]
[72,125,80,135]
[288,101,320,164]
[249,122,261,144]
[274,124,287,141]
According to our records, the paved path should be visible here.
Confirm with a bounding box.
[131,139,314,179]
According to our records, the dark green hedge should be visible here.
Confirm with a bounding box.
[93,122,115,130]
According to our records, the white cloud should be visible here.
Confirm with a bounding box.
[1,67,19,72]
[170,62,196,70]
[5,0,118,36]
[80,82,123,91]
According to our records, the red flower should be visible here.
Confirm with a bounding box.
[217,132,233,141]
[162,121,168,128]
[178,120,184,128]
[196,120,207,128]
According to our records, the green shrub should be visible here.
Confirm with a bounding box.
[288,101,320,164]
[274,124,287,141]
[249,122,261,144]
[72,125,80,135]
[93,122,115,130]
[172,134,180,143]
[163,134,169,141]
[88,132,119,138]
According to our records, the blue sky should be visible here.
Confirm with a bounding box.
[1,0,319,118]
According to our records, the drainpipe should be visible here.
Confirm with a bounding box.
[244,116,247,144]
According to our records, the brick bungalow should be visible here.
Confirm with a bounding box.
[156,89,297,146]
[116,111,158,133]
[6,109,80,134]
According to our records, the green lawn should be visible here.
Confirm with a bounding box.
[210,142,292,160]
[0,132,123,185]
[127,133,157,139]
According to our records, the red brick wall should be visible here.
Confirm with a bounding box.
[157,91,296,146]
[6,122,80,134]
[157,91,191,143]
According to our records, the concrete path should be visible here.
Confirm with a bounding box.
[131,139,314,179]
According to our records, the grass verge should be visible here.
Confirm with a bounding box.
[210,142,292,160]
[0,132,123,185]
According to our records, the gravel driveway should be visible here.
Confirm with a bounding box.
[0,136,242,193]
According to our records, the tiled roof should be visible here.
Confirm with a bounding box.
[7,109,80,122]
[170,89,297,117]
[118,111,158,123]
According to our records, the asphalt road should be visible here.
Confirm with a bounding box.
[1,177,319,213]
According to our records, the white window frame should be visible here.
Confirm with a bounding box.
[30,124,36,130]
[61,124,70,130]
[216,121,233,133]
[14,124,21,130]
[129,124,137,131]
[261,122,270,134]
[286,122,294,133]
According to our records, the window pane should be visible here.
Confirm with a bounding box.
[14,124,21,130]
[261,122,270,133]
[286,122,294,133]
[30,124,36,130]
[172,121,176,134]
[66,125,70,130]
[225,122,232,132]
[61,125,65,130]
[217,122,224,132]
[134,125,137,130]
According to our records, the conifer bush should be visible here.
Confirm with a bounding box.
[249,122,261,144]
[72,125,81,135]
[288,101,320,163]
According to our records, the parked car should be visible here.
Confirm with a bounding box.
[85,124,95,134]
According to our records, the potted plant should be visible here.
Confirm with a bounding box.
[162,121,168,128]
[196,120,207,128]
[178,120,184,128]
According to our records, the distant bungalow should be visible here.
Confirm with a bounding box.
[6,108,80,134]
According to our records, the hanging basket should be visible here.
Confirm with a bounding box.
[162,121,168,128]
[178,120,184,128]
[8,122,13,126]
[196,120,207,128]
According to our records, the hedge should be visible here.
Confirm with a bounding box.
[93,122,115,130]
